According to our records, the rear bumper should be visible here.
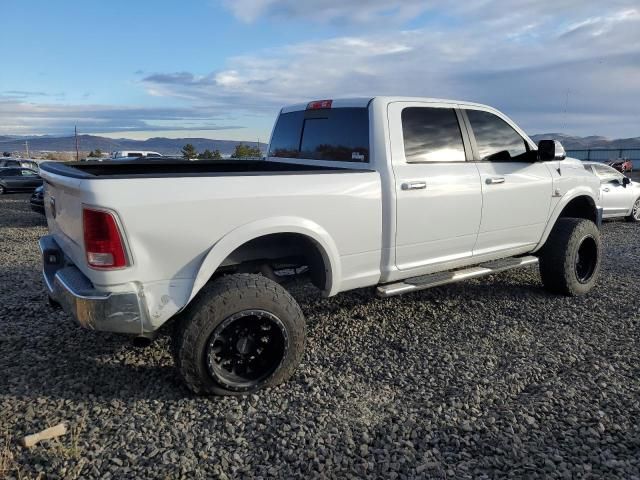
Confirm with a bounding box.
[39,235,145,335]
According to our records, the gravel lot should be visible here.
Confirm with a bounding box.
[1,192,639,479]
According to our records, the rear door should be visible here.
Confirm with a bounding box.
[389,102,482,270]
[462,108,552,256]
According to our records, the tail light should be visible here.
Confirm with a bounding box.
[82,207,128,269]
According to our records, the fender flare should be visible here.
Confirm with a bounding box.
[187,216,342,303]
[533,187,598,252]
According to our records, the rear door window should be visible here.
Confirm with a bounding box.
[466,109,529,161]
[401,107,466,162]
[269,108,369,162]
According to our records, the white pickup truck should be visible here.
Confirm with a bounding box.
[39,97,603,395]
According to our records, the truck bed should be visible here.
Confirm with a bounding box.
[40,159,370,179]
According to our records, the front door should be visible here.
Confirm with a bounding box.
[389,102,482,271]
[462,108,553,256]
[592,164,633,216]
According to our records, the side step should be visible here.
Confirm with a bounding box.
[377,255,539,298]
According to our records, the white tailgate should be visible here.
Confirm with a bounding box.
[41,172,87,269]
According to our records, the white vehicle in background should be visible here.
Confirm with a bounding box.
[583,161,640,222]
[110,151,162,160]
[39,96,603,395]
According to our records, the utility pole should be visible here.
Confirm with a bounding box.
[75,125,79,161]
[25,140,29,158]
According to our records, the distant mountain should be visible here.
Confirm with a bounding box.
[0,134,267,155]
[530,133,640,150]
[1,132,637,155]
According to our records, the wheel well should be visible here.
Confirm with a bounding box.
[558,196,597,223]
[215,233,329,291]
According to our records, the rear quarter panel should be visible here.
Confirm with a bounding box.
[46,171,383,329]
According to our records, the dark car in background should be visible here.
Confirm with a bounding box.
[0,167,43,194]
[608,159,633,174]
[30,185,45,214]
[0,159,21,168]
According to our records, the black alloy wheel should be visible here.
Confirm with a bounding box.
[206,309,287,390]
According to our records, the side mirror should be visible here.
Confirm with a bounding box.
[537,139,566,161]
[623,177,631,187]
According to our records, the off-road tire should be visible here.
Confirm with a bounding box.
[538,218,601,296]
[625,197,640,222]
[173,273,306,395]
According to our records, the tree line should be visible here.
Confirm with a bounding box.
[180,143,262,160]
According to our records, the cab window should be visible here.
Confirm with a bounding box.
[466,109,529,161]
[401,107,466,163]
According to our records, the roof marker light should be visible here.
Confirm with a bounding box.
[306,100,333,110]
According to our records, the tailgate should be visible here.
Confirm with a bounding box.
[40,169,87,268]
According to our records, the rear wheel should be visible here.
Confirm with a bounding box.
[625,198,640,223]
[538,218,601,296]
[173,273,306,395]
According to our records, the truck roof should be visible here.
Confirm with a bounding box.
[280,96,495,113]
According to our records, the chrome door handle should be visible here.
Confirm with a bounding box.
[486,176,506,185]
[603,188,610,192]
[401,181,427,191]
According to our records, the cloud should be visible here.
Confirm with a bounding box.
[222,0,431,24]
[0,99,243,135]
[2,1,638,137]
[1,90,65,100]
[143,2,640,136]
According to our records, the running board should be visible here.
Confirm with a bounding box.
[377,255,539,298]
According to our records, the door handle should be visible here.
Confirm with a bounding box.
[401,181,427,191]
[486,176,506,185]
[603,188,610,192]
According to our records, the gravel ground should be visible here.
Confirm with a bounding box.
[1,192,639,479]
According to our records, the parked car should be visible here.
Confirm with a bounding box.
[583,162,640,222]
[0,158,39,170]
[607,159,633,174]
[30,185,45,214]
[110,151,162,160]
[0,167,43,194]
[0,159,21,168]
[39,96,602,395]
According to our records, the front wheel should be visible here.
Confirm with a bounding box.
[625,198,640,223]
[538,218,602,296]
[173,273,306,395]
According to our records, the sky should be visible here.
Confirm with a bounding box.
[0,0,638,140]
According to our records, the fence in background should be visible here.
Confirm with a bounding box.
[566,149,640,169]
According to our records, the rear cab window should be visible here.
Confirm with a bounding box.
[269,107,369,163]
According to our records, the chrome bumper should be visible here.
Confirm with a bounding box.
[39,235,145,335]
